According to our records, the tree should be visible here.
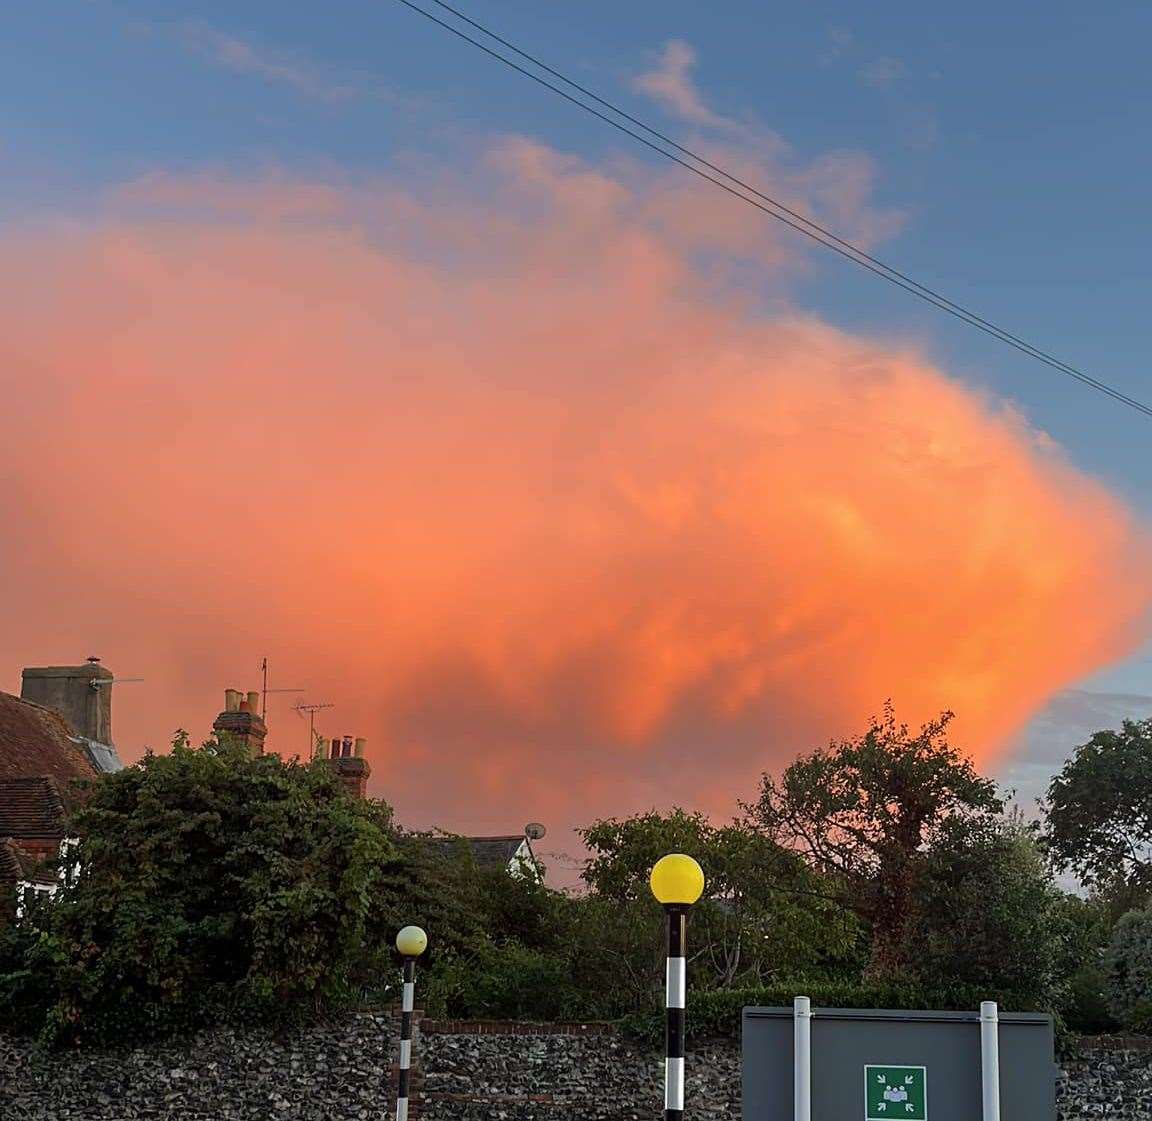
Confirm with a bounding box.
[907,815,1068,999]
[10,732,399,1044]
[1056,892,1118,1033]
[579,809,859,991]
[1106,905,1152,1031]
[1043,719,1152,904]
[746,705,1002,977]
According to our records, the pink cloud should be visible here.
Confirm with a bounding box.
[634,40,735,131]
[180,24,355,102]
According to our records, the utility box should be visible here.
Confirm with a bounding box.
[742,1005,1056,1120]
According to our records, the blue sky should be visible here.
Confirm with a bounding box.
[4,0,1149,805]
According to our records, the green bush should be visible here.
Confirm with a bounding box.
[1106,907,1152,1031]
[619,980,1048,1044]
[908,818,1066,998]
[0,734,401,1045]
[423,939,584,1021]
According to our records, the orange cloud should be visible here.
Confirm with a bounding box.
[0,140,1147,847]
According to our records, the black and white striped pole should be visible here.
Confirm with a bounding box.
[649,854,705,1121]
[394,925,427,1121]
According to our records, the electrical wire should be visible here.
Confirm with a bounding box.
[392,0,1152,419]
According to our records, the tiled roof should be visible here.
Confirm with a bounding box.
[0,838,57,886]
[0,838,19,884]
[0,776,68,840]
[423,834,532,870]
[0,691,97,787]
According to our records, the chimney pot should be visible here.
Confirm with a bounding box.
[341,735,353,758]
[213,690,268,756]
[330,737,341,759]
[247,691,261,714]
[354,737,367,758]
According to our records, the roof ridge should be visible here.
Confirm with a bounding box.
[0,690,74,726]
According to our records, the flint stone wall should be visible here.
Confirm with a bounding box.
[1,1015,1150,1119]
[0,1014,396,1120]
[419,1021,739,1120]
[1058,1036,1152,1120]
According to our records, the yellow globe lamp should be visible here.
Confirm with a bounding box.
[395,925,428,958]
[649,853,705,907]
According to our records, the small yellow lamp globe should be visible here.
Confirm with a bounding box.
[649,853,705,906]
[395,925,428,958]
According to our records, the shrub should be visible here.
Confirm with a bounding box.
[423,939,584,1021]
[618,979,1048,1045]
[1,734,401,1045]
[1107,907,1152,1031]
[908,817,1067,1000]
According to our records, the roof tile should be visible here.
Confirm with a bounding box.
[0,690,97,787]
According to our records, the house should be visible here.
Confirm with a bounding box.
[0,659,124,916]
[422,830,544,882]
[0,835,59,921]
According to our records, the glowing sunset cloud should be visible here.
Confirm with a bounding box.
[0,137,1147,841]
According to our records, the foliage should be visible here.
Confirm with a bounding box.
[0,897,62,1036]
[392,840,595,1020]
[580,809,861,990]
[2,732,399,1044]
[1043,719,1152,901]
[907,815,1068,999]
[619,978,1048,1045]
[1050,893,1118,1034]
[6,708,1147,1043]
[746,704,1002,976]
[423,940,585,1021]
[1106,906,1152,1031]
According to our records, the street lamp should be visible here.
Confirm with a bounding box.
[394,925,428,1121]
[650,854,705,1121]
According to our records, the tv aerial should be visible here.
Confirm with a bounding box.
[294,700,335,754]
[84,657,144,690]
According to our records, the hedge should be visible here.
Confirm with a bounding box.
[618,980,1048,1044]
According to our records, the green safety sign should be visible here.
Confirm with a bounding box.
[864,1065,927,1120]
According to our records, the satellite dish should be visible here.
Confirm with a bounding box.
[524,822,547,841]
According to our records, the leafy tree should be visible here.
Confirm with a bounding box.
[579,809,859,991]
[1056,893,1118,1033]
[388,833,596,1020]
[907,815,1067,999]
[1106,905,1152,1031]
[9,732,399,1044]
[1043,719,1152,903]
[746,705,1002,977]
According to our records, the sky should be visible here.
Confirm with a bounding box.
[2,1,1151,866]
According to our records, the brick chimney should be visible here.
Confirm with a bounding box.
[212,689,267,755]
[327,735,371,798]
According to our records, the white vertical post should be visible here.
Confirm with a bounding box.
[794,995,812,1121]
[980,1000,1001,1121]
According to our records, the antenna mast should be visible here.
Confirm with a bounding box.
[294,701,335,755]
[260,657,304,718]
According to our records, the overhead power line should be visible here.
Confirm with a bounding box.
[392,0,1152,420]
